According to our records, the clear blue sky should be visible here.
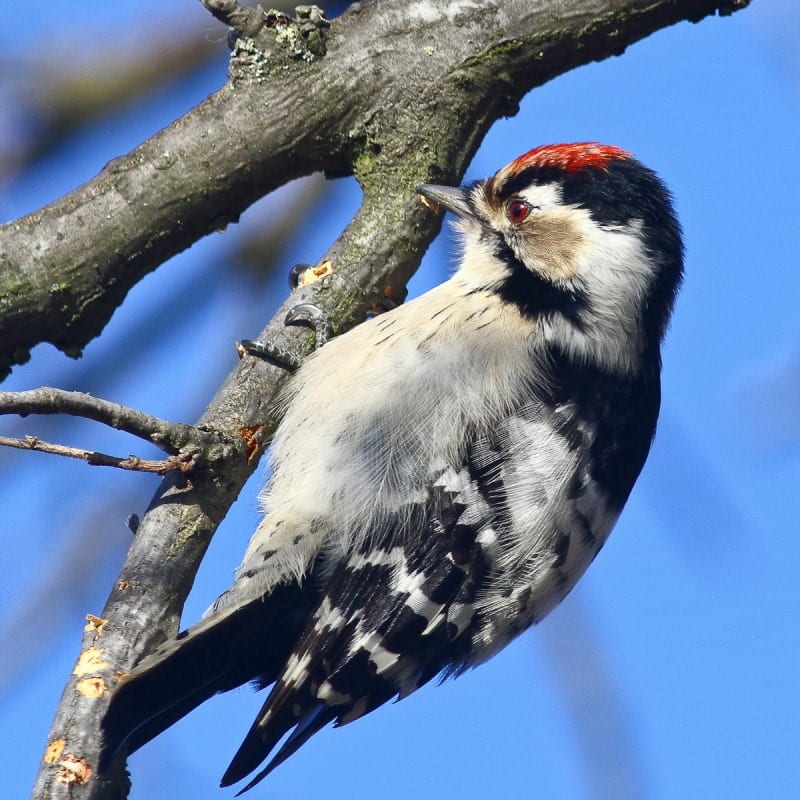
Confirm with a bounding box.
[1,3,798,799]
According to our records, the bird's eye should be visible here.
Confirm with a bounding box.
[506,199,531,223]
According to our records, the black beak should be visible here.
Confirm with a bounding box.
[415,184,472,219]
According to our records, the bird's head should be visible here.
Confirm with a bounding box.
[417,142,684,376]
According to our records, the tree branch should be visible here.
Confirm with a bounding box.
[0,387,221,453]
[0,0,749,380]
[0,434,199,474]
[23,2,751,799]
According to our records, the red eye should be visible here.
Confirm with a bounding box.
[507,199,530,223]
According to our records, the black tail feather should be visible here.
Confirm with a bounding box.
[230,704,338,795]
[221,694,306,788]
[100,582,315,772]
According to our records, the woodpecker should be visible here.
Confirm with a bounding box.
[100,142,683,792]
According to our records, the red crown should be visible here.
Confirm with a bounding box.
[509,142,632,174]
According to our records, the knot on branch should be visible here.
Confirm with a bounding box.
[210,3,330,84]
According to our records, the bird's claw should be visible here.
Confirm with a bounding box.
[237,303,331,371]
[284,303,331,349]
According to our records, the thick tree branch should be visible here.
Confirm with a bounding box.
[0,0,748,380]
[24,2,751,799]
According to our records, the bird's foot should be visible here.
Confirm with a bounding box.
[285,302,331,349]
[238,303,331,371]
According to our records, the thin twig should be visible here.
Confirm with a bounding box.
[0,387,218,454]
[0,434,199,474]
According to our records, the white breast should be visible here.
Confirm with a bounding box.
[223,276,541,606]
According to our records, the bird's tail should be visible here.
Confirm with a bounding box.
[99,582,315,772]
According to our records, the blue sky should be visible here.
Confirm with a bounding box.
[1,3,799,799]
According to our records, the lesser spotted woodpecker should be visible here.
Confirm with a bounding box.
[101,142,684,791]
